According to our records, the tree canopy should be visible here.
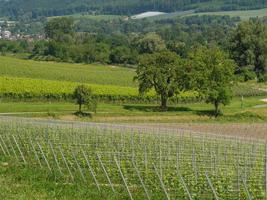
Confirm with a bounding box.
[189,45,236,116]
[229,19,267,81]
[135,50,184,110]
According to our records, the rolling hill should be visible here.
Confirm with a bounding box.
[1,0,267,19]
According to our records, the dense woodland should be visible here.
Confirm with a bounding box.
[1,0,267,20]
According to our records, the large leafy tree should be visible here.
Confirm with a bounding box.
[189,45,236,116]
[135,50,183,111]
[229,19,267,81]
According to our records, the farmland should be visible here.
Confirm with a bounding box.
[0,56,266,122]
[1,2,267,199]
[0,56,136,87]
[0,76,142,100]
[48,14,124,21]
[0,117,267,199]
[150,7,267,20]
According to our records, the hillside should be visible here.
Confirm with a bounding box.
[1,0,267,19]
[150,7,267,21]
[0,56,136,87]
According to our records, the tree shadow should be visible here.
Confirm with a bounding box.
[123,105,192,112]
[74,111,92,118]
[195,110,220,117]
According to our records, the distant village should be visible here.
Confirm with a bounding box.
[0,21,45,41]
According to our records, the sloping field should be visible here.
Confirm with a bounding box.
[152,7,267,20]
[0,56,136,87]
[48,14,123,21]
[188,7,267,20]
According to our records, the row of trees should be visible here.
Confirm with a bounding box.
[36,17,267,81]
[135,46,235,116]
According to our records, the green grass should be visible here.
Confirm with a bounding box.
[48,13,124,21]
[0,96,266,122]
[151,7,267,21]
[0,158,119,200]
[188,7,267,20]
[0,56,136,87]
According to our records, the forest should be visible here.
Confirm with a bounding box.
[1,0,267,20]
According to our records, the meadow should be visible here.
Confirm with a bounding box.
[149,7,267,21]
[0,117,266,199]
[50,7,267,22]
[48,14,124,21]
[0,56,136,87]
[0,95,266,123]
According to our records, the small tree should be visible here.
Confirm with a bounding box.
[135,50,183,111]
[189,45,236,116]
[73,85,97,113]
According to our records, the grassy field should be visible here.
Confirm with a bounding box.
[0,96,266,122]
[48,14,124,21]
[0,56,136,87]
[150,7,267,20]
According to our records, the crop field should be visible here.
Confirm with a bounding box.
[0,76,201,102]
[0,56,136,87]
[0,117,267,199]
[187,8,267,20]
[0,76,142,100]
[150,7,267,21]
[48,14,124,21]
[0,56,265,102]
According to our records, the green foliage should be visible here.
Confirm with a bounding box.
[0,40,29,55]
[189,45,236,116]
[135,50,183,110]
[238,68,257,82]
[109,46,137,65]
[73,85,97,113]
[229,19,267,79]
[135,33,166,54]
[0,76,201,103]
[258,73,267,83]
[45,17,75,42]
[1,0,267,20]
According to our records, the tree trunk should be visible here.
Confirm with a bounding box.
[79,104,82,112]
[160,95,168,111]
[214,101,219,117]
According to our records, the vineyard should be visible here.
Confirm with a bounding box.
[0,76,200,103]
[0,117,267,199]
